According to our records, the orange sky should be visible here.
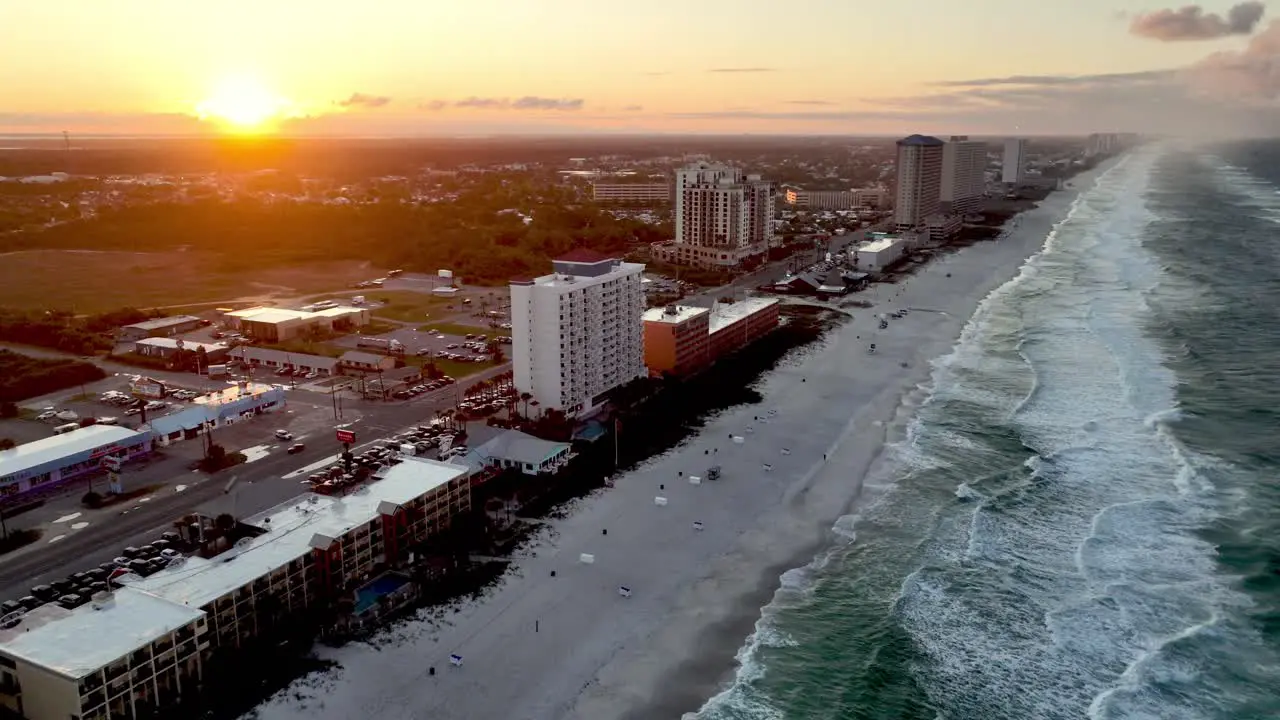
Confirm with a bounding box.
[1,0,1275,136]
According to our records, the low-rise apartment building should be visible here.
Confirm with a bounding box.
[642,305,711,378]
[708,298,781,359]
[0,457,471,720]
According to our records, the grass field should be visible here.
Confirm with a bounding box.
[0,249,376,313]
[417,321,495,337]
[355,290,457,323]
[402,354,498,379]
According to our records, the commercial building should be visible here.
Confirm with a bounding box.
[642,305,711,378]
[0,458,471,720]
[472,430,573,476]
[664,162,773,268]
[1002,138,1027,184]
[118,315,204,342]
[591,182,670,204]
[132,338,229,363]
[229,346,340,377]
[940,135,987,215]
[339,351,396,373]
[223,306,370,342]
[894,135,945,232]
[855,237,906,272]
[147,383,286,446]
[707,298,781,359]
[0,425,152,501]
[510,249,645,417]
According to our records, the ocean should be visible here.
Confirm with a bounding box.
[695,142,1280,720]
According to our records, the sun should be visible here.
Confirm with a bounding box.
[197,75,294,134]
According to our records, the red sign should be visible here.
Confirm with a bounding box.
[335,429,356,444]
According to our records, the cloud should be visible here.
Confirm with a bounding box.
[452,96,584,111]
[1130,2,1265,41]
[784,100,836,106]
[1185,19,1280,101]
[418,100,448,111]
[511,96,584,110]
[708,67,774,73]
[621,105,644,112]
[337,92,391,108]
[931,70,1175,87]
[643,71,671,77]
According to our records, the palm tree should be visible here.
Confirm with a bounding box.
[519,392,532,419]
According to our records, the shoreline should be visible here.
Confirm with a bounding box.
[248,163,1119,720]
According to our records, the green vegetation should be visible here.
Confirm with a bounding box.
[0,438,15,451]
[1,181,669,287]
[365,291,454,322]
[0,350,106,403]
[0,528,42,555]
[256,339,346,358]
[0,306,158,355]
[402,354,497,379]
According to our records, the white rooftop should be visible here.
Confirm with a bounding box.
[530,261,644,289]
[134,337,227,353]
[226,307,314,324]
[125,457,467,610]
[192,382,281,407]
[0,425,149,480]
[641,305,709,325]
[228,306,365,325]
[709,297,779,335]
[0,587,203,679]
[859,237,902,254]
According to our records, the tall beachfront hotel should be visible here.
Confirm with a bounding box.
[509,249,646,418]
[893,134,944,233]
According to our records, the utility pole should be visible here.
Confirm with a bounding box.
[62,131,71,174]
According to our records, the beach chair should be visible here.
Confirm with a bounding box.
[449,654,463,667]
[618,586,632,598]
[654,496,668,506]
[693,521,704,531]
[688,475,701,485]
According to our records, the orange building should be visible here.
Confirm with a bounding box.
[642,305,711,378]
[642,298,780,378]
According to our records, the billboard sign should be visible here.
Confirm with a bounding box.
[335,429,356,444]
[130,376,165,399]
[438,269,453,279]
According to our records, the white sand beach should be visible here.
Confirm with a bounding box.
[250,167,1110,720]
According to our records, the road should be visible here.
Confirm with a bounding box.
[0,361,511,600]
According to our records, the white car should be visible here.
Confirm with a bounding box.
[36,411,57,421]
[275,430,294,441]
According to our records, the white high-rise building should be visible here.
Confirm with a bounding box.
[893,134,944,232]
[666,162,773,268]
[510,249,646,418]
[1002,138,1027,184]
[940,135,987,215]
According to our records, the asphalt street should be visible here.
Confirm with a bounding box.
[0,362,511,601]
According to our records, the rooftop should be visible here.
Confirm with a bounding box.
[475,430,570,466]
[530,260,645,289]
[898,134,944,147]
[226,307,314,325]
[555,248,614,264]
[859,237,902,253]
[0,425,149,479]
[192,382,282,407]
[232,346,339,369]
[0,587,203,680]
[339,350,387,366]
[641,305,710,325]
[126,457,467,610]
[709,297,779,335]
[135,337,227,353]
[122,315,202,331]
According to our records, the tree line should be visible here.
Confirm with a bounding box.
[0,350,106,403]
[0,307,159,355]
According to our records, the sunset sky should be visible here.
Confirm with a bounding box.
[2,0,1277,136]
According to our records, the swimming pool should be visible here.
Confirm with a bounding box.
[353,573,411,614]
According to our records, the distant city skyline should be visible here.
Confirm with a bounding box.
[3,0,1278,137]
